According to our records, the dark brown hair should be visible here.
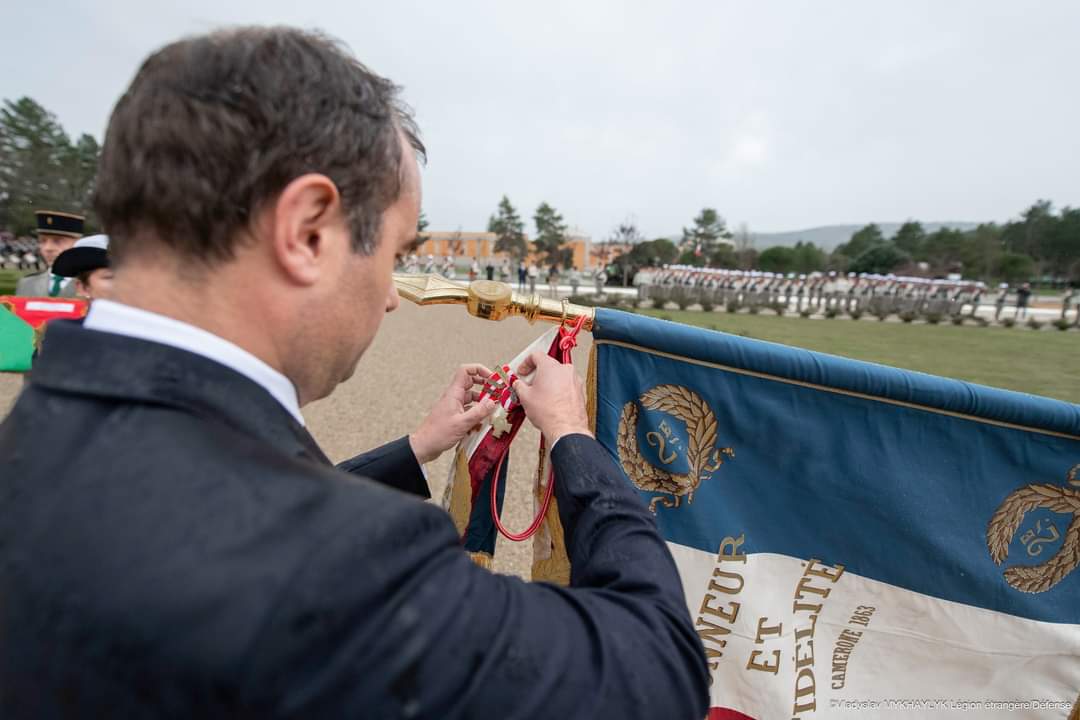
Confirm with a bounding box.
[95,26,424,264]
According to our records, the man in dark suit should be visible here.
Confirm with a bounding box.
[0,27,709,719]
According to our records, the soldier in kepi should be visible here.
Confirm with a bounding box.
[15,210,84,297]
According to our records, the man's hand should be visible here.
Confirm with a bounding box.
[409,364,498,465]
[514,351,592,446]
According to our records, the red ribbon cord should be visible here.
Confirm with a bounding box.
[490,315,586,542]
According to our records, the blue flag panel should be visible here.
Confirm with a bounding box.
[592,308,1080,624]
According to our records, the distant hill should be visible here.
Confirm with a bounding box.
[746,222,979,252]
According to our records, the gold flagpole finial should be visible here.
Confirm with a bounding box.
[393,273,595,332]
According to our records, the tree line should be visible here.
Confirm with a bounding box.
[3,96,1076,285]
[0,98,100,236]
[822,209,1080,284]
[487,192,1080,285]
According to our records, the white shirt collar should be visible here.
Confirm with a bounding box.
[83,299,304,426]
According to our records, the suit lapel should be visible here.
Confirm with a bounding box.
[292,425,333,466]
[33,321,323,463]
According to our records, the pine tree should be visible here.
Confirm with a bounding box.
[487,196,527,259]
[533,202,571,267]
[680,208,733,263]
[0,97,98,235]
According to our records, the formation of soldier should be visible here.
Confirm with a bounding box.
[634,266,989,317]
[1,236,47,270]
[400,253,458,279]
[390,256,1077,324]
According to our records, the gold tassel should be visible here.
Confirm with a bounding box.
[531,343,598,585]
[448,447,495,571]
[447,447,473,537]
[468,551,494,570]
[531,493,571,585]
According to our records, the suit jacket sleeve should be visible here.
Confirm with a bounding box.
[336,435,429,499]
[243,434,710,719]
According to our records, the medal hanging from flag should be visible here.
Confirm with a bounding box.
[442,317,585,582]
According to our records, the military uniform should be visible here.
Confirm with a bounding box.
[13,273,78,299]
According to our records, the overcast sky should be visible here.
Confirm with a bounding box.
[3,0,1078,240]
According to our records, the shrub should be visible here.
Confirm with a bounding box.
[974,316,990,327]
[799,308,814,318]
[899,311,917,323]
[675,296,692,311]
[824,307,840,319]
[849,310,863,321]
[1026,317,1044,330]
[748,305,761,315]
[771,302,787,316]
[1052,318,1072,331]
[950,314,965,326]
[1001,317,1016,328]
[726,300,741,314]
[875,312,889,322]
[0,270,25,295]
[700,301,715,313]
[924,312,943,325]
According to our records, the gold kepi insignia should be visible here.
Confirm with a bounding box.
[393,273,595,331]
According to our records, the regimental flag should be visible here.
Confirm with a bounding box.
[588,308,1080,720]
[0,296,88,372]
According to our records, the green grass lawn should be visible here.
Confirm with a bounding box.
[637,309,1080,404]
[0,269,28,295]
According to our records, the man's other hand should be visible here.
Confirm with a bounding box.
[409,364,497,465]
[514,351,592,446]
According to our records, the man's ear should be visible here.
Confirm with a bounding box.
[270,173,344,286]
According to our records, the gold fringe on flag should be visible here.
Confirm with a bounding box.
[530,342,598,585]
[468,551,494,570]
[586,342,598,435]
[531,442,571,585]
[447,447,473,538]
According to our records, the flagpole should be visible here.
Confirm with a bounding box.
[393,273,595,332]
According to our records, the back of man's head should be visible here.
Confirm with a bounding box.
[95,26,424,267]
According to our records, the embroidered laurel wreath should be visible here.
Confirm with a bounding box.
[986,465,1080,594]
[617,384,732,512]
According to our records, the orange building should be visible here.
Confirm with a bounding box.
[418,231,610,270]
[417,231,498,259]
